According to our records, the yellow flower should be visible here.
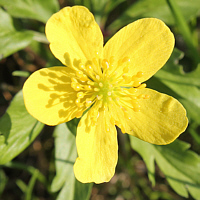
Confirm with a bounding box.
[23,6,188,183]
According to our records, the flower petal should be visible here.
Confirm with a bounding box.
[104,18,174,82]
[111,88,188,145]
[74,107,118,183]
[45,6,103,67]
[23,67,85,126]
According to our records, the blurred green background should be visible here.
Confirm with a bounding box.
[0,0,200,199]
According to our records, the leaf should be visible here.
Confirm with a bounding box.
[130,136,200,199]
[0,169,7,195]
[109,0,200,32]
[51,123,93,200]
[155,48,200,87]
[0,0,59,23]
[0,8,34,59]
[0,90,44,164]
[147,48,200,124]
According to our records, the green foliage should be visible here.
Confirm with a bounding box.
[108,0,200,32]
[0,0,200,199]
[130,136,200,199]
[0,8,34,59]
[0,91,44,164]
[0,0,59,23]
[51,123,92,200]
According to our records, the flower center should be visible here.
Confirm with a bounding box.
[70,56,149,119]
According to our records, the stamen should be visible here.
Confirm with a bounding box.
[122,74,132,83]
[96,75,100,80]
[77,92,84,98]
[84,85,92,90]
[102,59,109,70]
[137,94,144,99]
[133,81,141,87]
[144,94,150,99]
[137,83,146,89]
[94,88,100,92]
[136,71,144,78]
[85,100,93,107]
[76,111,83,118]
[99,82,103,87]
[97,95,103,100]
[122,56,130,63]
[107,91,112,96]
[71,83,81,91]
[87,80,94,85]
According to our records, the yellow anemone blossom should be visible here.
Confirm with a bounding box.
[23,6,188,183]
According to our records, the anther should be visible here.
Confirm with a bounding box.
[102,59,109,69]
[107,91,112,96]
[76,71,83,77]
[84,85,92,90]
[77,92,84,98]
[71,83,81,91]
[75,99,80,104]
[137,94,144,99]
[136,71,144,78]
[85,100,93,107]
[122,74,132,83]
[97,95,103,100]
[144,94,150,99]
[96,75,100,80]
[137,83,146,89]
[94,88,100,92]
[76,111,83,118]
[87,80,94,85]
[99,82,103,87]
[79,64,85,70]
[122,57,130,63]
[133,81,141,87]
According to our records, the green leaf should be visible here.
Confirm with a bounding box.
[0,90,44,164]
[0,169,7,195]
[109,0,200,32]
[166,0,200,66]
[0,8,34,59]
[155,49,200,87]
[51,123,92,200]
[0,0,59,23]
[148,48,200,124]
[130,136,200,199]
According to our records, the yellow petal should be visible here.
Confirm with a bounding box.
[112,88,188,145]
[74,107,118,183]
[104,18,174,82]
[45,6,103,68]
[23,67,85,126]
